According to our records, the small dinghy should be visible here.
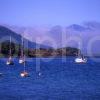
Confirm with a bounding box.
[37,71,42,77]
[38,72,42,76]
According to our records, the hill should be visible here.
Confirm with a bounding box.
[0,25,51,49]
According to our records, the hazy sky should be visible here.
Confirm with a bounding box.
[0,0,100,26]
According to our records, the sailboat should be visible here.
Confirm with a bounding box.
[6,36,14,65]
[75,49,87,63]
[19,36,25,64]
[20,55,29,77]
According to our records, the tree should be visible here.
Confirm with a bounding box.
[1,41,15,56]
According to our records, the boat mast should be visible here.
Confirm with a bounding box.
[21,36,24,57]
[22,37,25,72]
[23,55,26,72]
[78,49,81,57]
[9,35,12,56]
[78,33,81,57]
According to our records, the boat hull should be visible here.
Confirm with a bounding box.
[20,72,29,77]
[75,58,87,63]
[6,61,14,65]
[19,59,25,64]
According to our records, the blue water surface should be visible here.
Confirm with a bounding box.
[0,57,100,100]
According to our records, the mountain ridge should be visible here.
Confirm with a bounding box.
[0,21,100,55]
[0,25,51,49]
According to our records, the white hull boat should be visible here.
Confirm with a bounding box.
[75,57,87,63]
[20,71,29,77]
[19,59,25,64]
[6,60,14,65]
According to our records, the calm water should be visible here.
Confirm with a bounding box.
[0,57,100,100]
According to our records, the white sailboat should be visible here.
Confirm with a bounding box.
[20,55,29,77]
[19,36,25,64]
[75,49,87,63]
[6,36,14,65]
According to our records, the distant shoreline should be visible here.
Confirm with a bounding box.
[0,55,100,58]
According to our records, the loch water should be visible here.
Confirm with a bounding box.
[0,57,100,100]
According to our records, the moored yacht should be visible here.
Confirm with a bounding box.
[20,71,29,77]
[19,56,25,64]
[19,36,25,64]
[75,57,87,63]
[6,56,14,65]
[75,50,87,63]
[20,51,29,77]
[6,36,14,65]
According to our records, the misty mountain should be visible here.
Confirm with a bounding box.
[1,21,100,55]
[0,26,51,49]
[84,21,100,30]
[0,25,21,43]
[67,24,88,32]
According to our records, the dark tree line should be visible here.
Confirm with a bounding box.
[0,41,78,57]
[1,41,15,56]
